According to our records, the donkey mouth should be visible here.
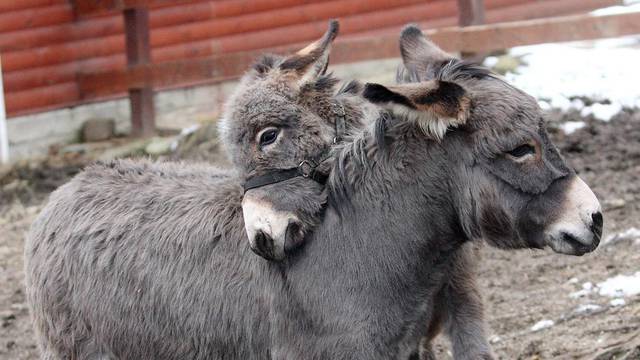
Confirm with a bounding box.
[549,231,600,256]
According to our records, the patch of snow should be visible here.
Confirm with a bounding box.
[538,100,552,111]
[580,103,623,122]
[531,319,554,332]
[180,124,200,136]
[170,139,179,152]
[560,121,586,135]
[598,272,640,298]
[571,98,586,111]
[574,304,602,314]
[591,2,640,16]
[603,227,640,245]
[505,36,640,115]
[570,289,590,299]
[549,95,573,112]
[567,277,579,284]
[610,298,626,307]
[570,282,594,298]
[483,56,499,68]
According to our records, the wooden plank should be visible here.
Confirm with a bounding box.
[0,0,64,13]
[3,55,125,94]
[430,8,640,53]
[5,82,79,116]
[71,0,195,15]
[125,7,155,137]
[77,11,640,101]
[0,4,72,33]
[457,0,485,26]
[486,0,622,23]
[71,0,324,17]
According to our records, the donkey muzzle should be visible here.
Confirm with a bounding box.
[545,176,602,256]
[242,195,303,261]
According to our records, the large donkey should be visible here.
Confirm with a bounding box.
[222,21,602,359]
[25,24,602,360]
[233,23,601,359]
[233,24,491,359]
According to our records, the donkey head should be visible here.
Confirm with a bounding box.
[219,21,366,260]
[363,25,602,256]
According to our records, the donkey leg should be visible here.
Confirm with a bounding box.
[411,292,446,360]
[443,243,494,360]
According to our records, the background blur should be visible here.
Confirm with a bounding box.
[1,1,640,359]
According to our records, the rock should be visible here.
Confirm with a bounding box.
[491,54,524,75]
[145,136,176,156]
[1,311,15,328]
[170,122,228,165]
[9,303,28,312]
[82,118,115,142]
[0,164,11,180]
[604,198,626,210]
[2,179,28,192]
[60,143,93,155]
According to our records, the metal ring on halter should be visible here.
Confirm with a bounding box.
[298,160,313,178]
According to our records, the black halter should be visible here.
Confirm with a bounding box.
[243,102,347,193]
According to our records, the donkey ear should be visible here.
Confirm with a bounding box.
[280,20,339,85]
[363,81,470,140]
[399,24,455,79]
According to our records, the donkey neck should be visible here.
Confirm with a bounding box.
[283,127,465,357]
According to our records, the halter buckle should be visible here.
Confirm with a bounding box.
[332,102,346,117]
[298,160,313,178]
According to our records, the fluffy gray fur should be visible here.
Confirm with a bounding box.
[25,23,600,360]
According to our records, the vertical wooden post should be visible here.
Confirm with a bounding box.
[124,7,155,137]
[0,55,9,164]
[457,0,485,58]
[457,0,485,26]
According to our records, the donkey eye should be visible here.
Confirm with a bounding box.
[507,144,536,159]
[258,128,279,147]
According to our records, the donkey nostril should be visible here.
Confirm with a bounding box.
[252,230,274,259]
[591,212,603,236]
[284,221,304,253]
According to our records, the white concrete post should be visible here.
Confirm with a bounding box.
[0,54,9,164]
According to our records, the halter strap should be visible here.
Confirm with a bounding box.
[243,160,329,192]
[332,101,346,143]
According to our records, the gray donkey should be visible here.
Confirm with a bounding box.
[234,24,491,360]
[25,23,603,360]
[222,21,602,359]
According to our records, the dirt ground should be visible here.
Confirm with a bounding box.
[1,109,639,359]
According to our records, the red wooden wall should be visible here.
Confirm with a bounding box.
[0,0,620,117]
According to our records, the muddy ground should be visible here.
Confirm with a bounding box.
[1,109,639,359]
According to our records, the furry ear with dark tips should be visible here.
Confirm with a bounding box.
[280,20,340,85]
[399,24,455,79]
[363,80,470,140]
